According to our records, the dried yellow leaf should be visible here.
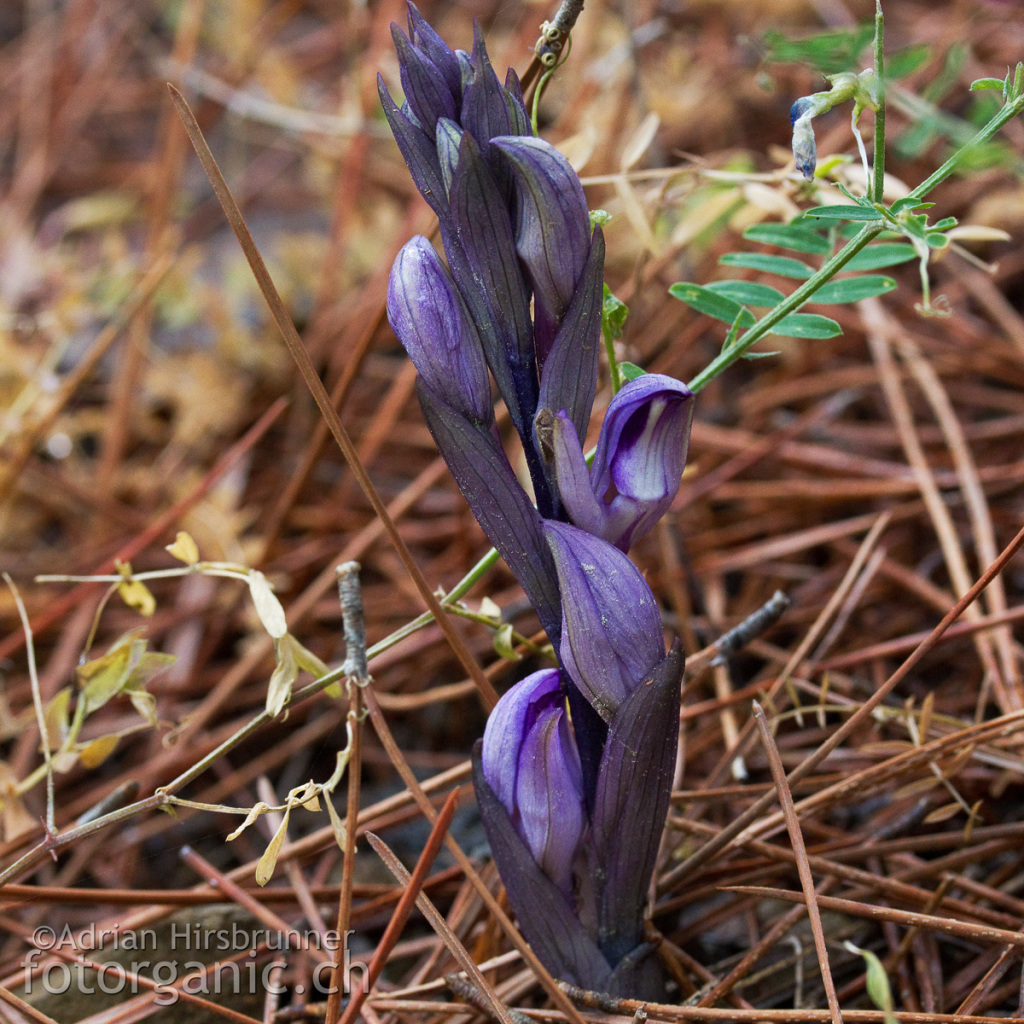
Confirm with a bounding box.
[166,531,200,565]
[79,734,119,769]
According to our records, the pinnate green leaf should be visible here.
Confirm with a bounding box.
[706,281,786,307]
[669,283,756,326]
[742,224,830,254]
[771,313,842,339]
[719,253,814,279]
[844,243,917,270]
[810,275,897,303]
[805,205,880,222]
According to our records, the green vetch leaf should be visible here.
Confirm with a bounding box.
[762,25,874,74]
[771,313,843,339]
[804,205,881,222]
[887,43,932,80]
[619,361,645,382]
[705,281,786,307]
[719,253,814,279]
[742,224,831,254]
[810,275,897,303]
[890,198,934,214]
[970,77,1005,92]
[669,283,756,326]
[844,244,917,271]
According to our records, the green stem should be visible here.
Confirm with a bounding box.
[871,0,886,204]
[686,222,883,394]
[604,326,623,394]
[908,88,1024,200]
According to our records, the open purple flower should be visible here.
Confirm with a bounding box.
[546,374,694,551]
[481,669,586,896]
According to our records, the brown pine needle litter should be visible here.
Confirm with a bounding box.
[2,1,1024,1023]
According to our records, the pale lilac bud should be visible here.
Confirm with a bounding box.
[387,236,492,423]
[481,669,586,895]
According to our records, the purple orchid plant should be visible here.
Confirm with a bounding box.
[381,6,694,998]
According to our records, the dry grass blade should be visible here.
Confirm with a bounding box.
[672,518,1024,881]
[367,832,517,1024]
[724,886,1024,949]
[337,789,460,1024]
[751,703,843,1024]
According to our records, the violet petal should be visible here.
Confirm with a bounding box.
[590,642,683,963]
[387,237,492,424]
[491,136,591,359]
[435,118,463,196]
[515,702,586,895]
[536,228,604,433]
[417,382,561,639]
[473,748,613,991]
[392,24,458,131]
[589,374,695,550]
[543,522,664,720]
[481,668,562,813]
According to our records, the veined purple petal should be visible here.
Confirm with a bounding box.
[435,118,463,196]
[516,702,586,895]
[588,374,695,550]
[543,522,664,720]
[406,2,462,100]
[416,382,561,639]
[482,670,585,897]
[536,228,604,434]
[378,76,449,224]
[392,24,458,131]
[387,237,492,423]
[472,750,613,991]
[591,642,683,963]
[492,136,591,358]
[542,411,604,536]
[481,668,562,812]
[448,132,535,433]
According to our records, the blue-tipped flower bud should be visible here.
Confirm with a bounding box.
[543,522,665,720]
[387,236,492,423]
[546,374,694,552]
[790,97,818,180]
[481,669,586,896]
[491,136,592,361]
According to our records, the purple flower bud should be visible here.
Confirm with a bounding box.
[543,522,665,720]
[406,2,463,101]
[546,375,694,551]
[492,136,592,362]
[481,669,586,895]
[391,17,460,133]
[387,236,492,423]
[378,76,449,224]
